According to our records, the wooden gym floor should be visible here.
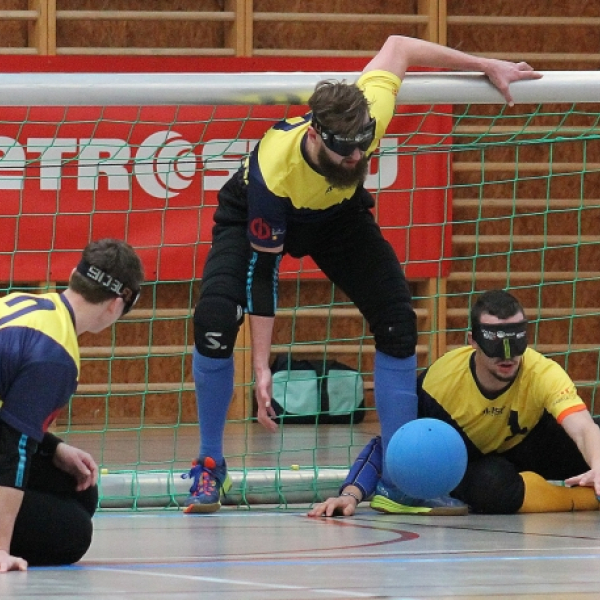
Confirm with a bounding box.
[4,424,600,599]
[3,503,600,598]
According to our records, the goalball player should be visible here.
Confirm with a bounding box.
[310,290,600,517]
[0,238,144,572]
[184,35,541,513]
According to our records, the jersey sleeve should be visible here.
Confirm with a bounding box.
[539,360,587,423]
[340,436,382,499]
[356,70,401,148]
[0,328,78,441]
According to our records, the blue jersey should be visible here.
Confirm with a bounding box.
[0,292,79,441]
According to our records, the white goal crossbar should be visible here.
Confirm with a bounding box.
[0,71,597,105]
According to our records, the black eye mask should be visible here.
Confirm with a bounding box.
[312,116,376,157]
[471,320,528,359]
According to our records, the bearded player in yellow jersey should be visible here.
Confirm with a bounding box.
[311,290,600,517]
[184,35,541,514]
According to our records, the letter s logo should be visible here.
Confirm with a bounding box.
[205,332,226,351]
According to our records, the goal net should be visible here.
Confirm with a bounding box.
[2,70,599,509]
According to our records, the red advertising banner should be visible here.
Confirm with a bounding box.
[0,58,452,283]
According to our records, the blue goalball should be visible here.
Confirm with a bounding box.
[386,418,468,499]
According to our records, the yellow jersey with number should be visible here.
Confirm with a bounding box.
[0,292,79,440]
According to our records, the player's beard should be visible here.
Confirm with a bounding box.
[317,146,369,189]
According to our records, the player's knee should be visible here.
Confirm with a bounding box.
[17,505,94,566]
[77,484,98,517]
[62,513,93,564]
[194,296,243,359]
[460,455,524,514]
[372,309,417,359]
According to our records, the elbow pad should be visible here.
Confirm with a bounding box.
[246,250,282,317]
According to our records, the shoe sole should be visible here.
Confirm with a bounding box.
[183,474,233,515]
[183,501,221,514]
[370,495,468,516]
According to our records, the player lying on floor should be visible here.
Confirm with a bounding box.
[309,290,600,517]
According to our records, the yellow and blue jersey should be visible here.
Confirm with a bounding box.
[419,346,586,454]
[244,70,401,248]
[342,346,587,496]
[0,292,79,441]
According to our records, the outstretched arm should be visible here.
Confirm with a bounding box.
[308,484,363,518]
[0,422,37,572]
[308,436,382,518]
[363,35,542,106]
[562,410,600,496]
[0,486,27,572]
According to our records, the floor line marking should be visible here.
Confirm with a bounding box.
[88,567,373,597]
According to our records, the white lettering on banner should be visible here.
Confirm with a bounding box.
[133,131,196,199]
[78,139,131,191]
[0,131,400,198]
[0,136,26,190]
[201,139,256,191]
[365,138,398,189]
[27,138,77,190]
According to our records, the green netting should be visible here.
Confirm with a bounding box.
[3,100,599,509]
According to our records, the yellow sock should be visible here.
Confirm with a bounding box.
[518,471,600,513]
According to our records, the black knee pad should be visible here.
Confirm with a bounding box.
[372,310,417,359]
[459,455,524,514]
[194,296,243,359]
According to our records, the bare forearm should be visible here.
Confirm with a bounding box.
[365,36,487,79]
[249,314,275,375]
[0,486,23,553]
[364,35,540,105]
[577,425,600,472]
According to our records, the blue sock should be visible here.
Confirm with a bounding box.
[193,349,234,465]
[374,351,417,486]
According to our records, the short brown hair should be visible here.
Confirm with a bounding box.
[69,238,144,305]
[470,289,525,330]
[308,80,370,136]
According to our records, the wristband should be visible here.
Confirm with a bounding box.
[341,491,361,504]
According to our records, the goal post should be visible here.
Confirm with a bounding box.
[0,70,598,105]
[1,70,599,509]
